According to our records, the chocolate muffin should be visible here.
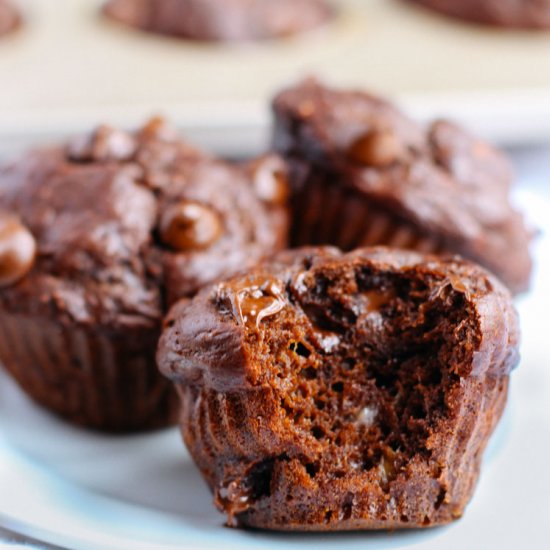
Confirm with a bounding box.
[0,118,288,431]
[158,246,519,530]
[272,79,532,295]
[404,0,550,29]
[103,0,333,42]
[0,0,20,36]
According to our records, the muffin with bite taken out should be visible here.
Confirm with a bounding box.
[103,0,334,42]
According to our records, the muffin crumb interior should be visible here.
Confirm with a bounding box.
[214,259,480,525]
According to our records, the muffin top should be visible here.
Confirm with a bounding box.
[103,0,333,41]
[0,119,288,328]
[0,0,20,36]
[273,79,533,294]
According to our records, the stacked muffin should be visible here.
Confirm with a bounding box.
[0,81,531,530]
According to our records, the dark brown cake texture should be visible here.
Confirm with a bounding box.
[272,79,533,295]
[103,0,334,42]
[404,0,550,29]
[0,118,289,431]
[0,0,20,36]
[158,246,520,530]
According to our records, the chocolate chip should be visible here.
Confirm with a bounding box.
[67,125,137,163]
[347,129,404,167]
[250,156,289,205]
[160,201,223,251]
[0,216,36,287]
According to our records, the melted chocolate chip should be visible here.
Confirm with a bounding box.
[362,289,395,313]
[222,275,286,327]
[448,275,469,295]
[160,201,223,252]
[0,216,36,287]
[67,125,137,163]
[250,156,289,205]
[215,479,251,527]
[347,129,405,167]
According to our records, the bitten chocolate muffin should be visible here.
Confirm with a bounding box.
[158,246,519,530]
[404,0,550,29]
[273,79,533,295]
[0,118,288,431]
[103,0,333,42]
[0,0,20,36]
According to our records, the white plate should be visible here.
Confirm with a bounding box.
[1,0,550,158]
[0,188,549,550]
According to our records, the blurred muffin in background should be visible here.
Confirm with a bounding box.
[0,118,289,431]
[273,79,533,294]
[404,0,550,29]
[0,0,20,36]
[103,0,334,42]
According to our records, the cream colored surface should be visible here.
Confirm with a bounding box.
[1,0,550,154]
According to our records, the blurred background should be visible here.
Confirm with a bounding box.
[1,0,550,157]
[0,1,549,548]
